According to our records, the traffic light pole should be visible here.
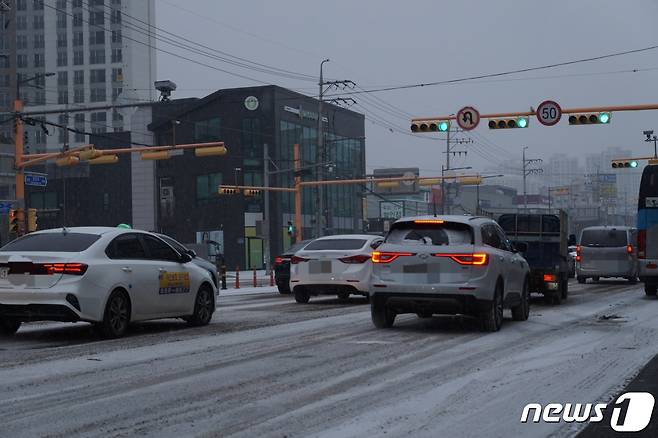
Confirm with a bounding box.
[263,143,271,273]
[294,143,302,243]
[14,98,25,236]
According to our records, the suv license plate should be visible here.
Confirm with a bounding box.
[0,267,9,280]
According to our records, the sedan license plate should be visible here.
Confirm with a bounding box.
[310,260,332,274]
[0,267,8,280]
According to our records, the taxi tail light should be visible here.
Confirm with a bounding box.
[576,255,582,262]
[627,244,633,254]
[290,255,309,264]
[434,253,489,266]
[339,254,372,264]
[41,263,88,275]
[576,245,582,262]
[638,230,646,259]
[371,251,413,264]
[543,274,557,282]
[274,256,284,265]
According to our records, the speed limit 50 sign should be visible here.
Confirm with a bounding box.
[536,100,562,126]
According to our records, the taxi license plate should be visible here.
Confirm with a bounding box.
[310,261,332,274]
[0,267,8,280]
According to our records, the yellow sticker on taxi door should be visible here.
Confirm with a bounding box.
[158,271,191,295]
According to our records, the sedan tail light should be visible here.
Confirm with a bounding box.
[627,244,634,254]
[42,263,88,275]
[371,251,413,264]
[543,274,557,282]
[274,256,285,265]
[339,254,371,264]
[290,255,310,264]
[434,253,488,266]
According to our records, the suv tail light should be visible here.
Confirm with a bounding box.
[339,254,371,264]
[638,230,646,259]
[371,251,413,264]
[290,256,309,264]
[543,274,557,282]
[576,245,582,262]
[627,244,634,254]
[434,253,488,266]
[274,256,284,265]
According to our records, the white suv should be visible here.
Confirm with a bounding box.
[369,216,531,332]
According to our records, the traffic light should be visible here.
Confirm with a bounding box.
[219,187,240,195]
[78,148,102,161]
[568,112,611,125]
[55,156,80,167]
[8,209,18,234]
[287,221,294,236]
[243,189,262,197]
[488,117,529,129]
[195,146,228,157]
[410,119,450,133]
[457,176,483,185]
[27,208,37,232]
[611,159,639,169]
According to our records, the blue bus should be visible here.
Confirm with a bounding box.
[637,164,658,295]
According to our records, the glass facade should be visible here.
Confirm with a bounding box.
[196,172,222,204]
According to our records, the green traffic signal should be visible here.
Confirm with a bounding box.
[438,121,449,132]
[516,117,528,128]
[599,112,610,124]
[630,160,638,168]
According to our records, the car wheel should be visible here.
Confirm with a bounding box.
[628,277,638,284]
[577,276,586,284]
[560,277,569,300]
[371,299,395,328]
[187,285,214,327]
[337,291,350,301]
[277,285,291,295]
[645,283,657,296]
[592,276,600,283]
[511,279,530,321]
[294,288,310,304]
[98,290,131,339]
[0,317,21,336]
[481,283,504,332]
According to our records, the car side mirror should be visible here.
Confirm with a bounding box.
[514,242,528,253]
[568,234,577,246]
[179,252,192,264]
[186,249,197,258]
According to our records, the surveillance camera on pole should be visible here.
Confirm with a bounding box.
[154,80,177,102]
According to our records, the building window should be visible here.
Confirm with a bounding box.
[57,71,68,86]
[74,88,84,103]
[90,69,106,84]
[33,15,44,30]
[112,87,122,100]
[74,113,85,142]
[16,35,27,50]
[58,114,68,143]
[112,68,123,82]
[57,33,67,48]
[90,0,105,6]
[73,12,83,27]
[112,0,121,5]
[111,30,121,44]
[16,16,27,30]
[111,48,122,63]
[193,118,221,142]
[73,50,84,65]
[72,0,83,7]
[73,31,83,46]
[56,51,68,67]
[33,34,44,49]
[34,53,45,68]
[89,30,104,45]
[0,75,9,87]
[90,49,105,64]
[111,10,121,24]
[29,192,57,210]
[33,0,43,9]
[90,88,106,102]
[58,90,69,105]
[89,11,104,26]
[74,70,84,85]
[112,110,123,122]
[56,12,67,29]
[196,173,222,203]
[16,0,26,11]
[56,0,67,9]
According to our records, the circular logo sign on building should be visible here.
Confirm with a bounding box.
[244,96,259,111]
[536,100,562,126]
[456,106,480,131]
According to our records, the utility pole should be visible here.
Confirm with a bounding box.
[263,143,271,274]
[522,146,543,211]
[316,58,329,238]
[442,126,472,214]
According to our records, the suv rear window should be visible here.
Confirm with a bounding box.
[386,222,473,245]
[304,239,367,250]
[0,232,101,252]
[580,229,628,247]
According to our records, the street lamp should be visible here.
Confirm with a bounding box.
[441,165,472,214]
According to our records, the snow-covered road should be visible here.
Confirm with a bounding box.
[1,280,657,437]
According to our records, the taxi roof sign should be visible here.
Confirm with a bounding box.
[117,223,132,229]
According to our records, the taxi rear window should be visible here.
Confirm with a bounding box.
[0,233,101,252]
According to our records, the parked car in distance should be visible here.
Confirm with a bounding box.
[290,234,384,303]
[274,239,313,294]
[568,245,577,278]
[576,226,638,284]
[157,234,219,288]
[369,216,531,332]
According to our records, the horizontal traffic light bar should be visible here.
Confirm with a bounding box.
[218,185,296,193]
[611,160,638,169]
[410,120,450,133]
[568,112,610,125]
[411,103,658,123]
[488,117,528,129]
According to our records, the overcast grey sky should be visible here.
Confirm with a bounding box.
[155,0,658,177]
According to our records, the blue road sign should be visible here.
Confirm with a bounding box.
[25,174,47,187]
[0,201,12,214]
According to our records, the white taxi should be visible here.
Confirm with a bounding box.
[0,227,217,338]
